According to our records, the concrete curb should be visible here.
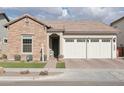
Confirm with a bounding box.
[0,76,121,82]
[4,68,124,72]
[0,77,34,81]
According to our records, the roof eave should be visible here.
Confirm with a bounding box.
[110,16,124,26]
[47,28,65,32]
[64,31,119,35]
[0,13,10,22]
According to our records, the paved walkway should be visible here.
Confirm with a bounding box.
[65,59,124,69]
[44,60,57,68]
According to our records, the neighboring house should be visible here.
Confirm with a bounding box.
[4,14,118,61]
[111,17,124,57]
[0,13,9,54]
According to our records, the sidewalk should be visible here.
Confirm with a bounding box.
[1,68,124,82]
[44,61,57,68]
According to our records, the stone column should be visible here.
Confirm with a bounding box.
[47,33,50,60]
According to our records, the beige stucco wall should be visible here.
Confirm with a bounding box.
[111,20,124,47]
[7,17,48,61]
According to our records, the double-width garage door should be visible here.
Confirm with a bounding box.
[63,38,112,59]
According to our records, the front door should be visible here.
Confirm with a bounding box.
[52,38,59,58]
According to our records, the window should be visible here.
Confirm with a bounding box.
[22,35,32,53]
[77,39,85,42]
[65,39,74,42]
[87,39,89,42]
[3,38,8,44]
[102,39,110,42]
[91,39,99,42]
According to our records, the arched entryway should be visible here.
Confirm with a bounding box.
[49,34,60,58]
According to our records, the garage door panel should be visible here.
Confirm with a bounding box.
[100,39,111,58]
[101,43,111,58]
[75,41,86,58]
[64,42,76,58]
[87,39,101,58]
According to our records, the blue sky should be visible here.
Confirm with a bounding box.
[1,7,124,24]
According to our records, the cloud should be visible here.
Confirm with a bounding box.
[67,7,124,24]
[1,7,124,24]
[58,8,71,19]
[103,11,124,24]
[1,7,63,19]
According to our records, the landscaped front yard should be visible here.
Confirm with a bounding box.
[0,62,46,68]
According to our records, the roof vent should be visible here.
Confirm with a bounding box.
[25,17,29,24]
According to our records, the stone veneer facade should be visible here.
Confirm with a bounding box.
[7,17,48,61]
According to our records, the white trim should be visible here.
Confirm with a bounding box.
[63,35,116,38]
[21,35,33,55]
[63,36,117,59]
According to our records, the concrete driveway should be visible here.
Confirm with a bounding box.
[65,59,124,69]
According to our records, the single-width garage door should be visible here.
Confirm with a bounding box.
[87,38,112,58]
[63,38,86,58]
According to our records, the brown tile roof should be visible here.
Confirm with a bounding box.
[4,14,119,34]
[43,20,119,34]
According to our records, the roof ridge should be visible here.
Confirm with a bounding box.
[4,14,49,28]
[0,12,10,22]
[110,16,124,26]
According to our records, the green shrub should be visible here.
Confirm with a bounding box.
[2,54,7,59]
[14,54,21,61]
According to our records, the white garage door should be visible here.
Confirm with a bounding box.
[87,38,112,58]
[63,38,86,58]
[63,38,112,59]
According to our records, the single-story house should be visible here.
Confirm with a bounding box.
[111,17,124,57]
[4,14,118,61]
